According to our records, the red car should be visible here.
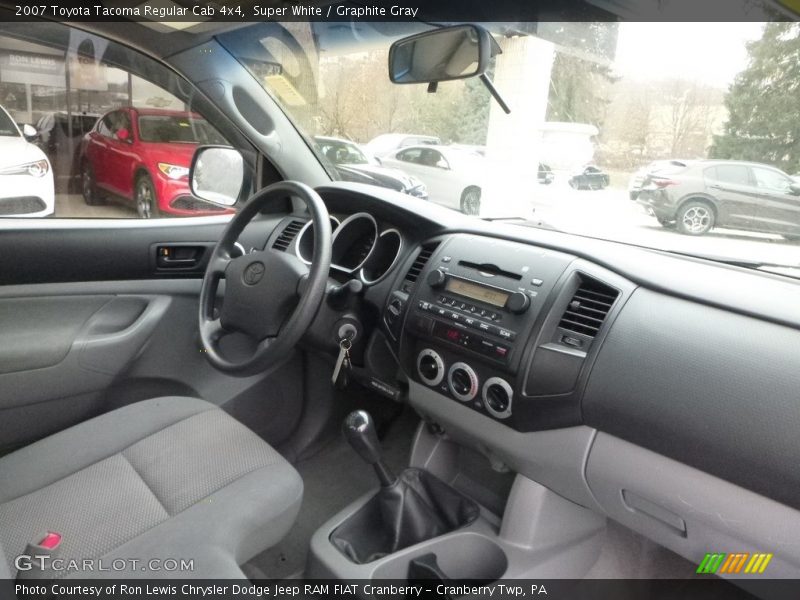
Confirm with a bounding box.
[80,107,234,218]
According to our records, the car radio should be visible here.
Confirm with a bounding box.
[407,245,548,367]
[398,234,575,425]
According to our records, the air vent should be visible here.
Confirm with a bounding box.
[404,242,440,284]
[558,278,619,338]
[272,220,305,251]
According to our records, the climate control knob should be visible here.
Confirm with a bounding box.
[426,268,447,288]
[447,362,479,402]
[417,349,444,386]
[482,377,513,419]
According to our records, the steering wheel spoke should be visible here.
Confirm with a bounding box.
[198,181,332,376]
[200,317,225,343]
[207,253,232,277]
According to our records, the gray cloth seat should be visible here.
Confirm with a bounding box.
[0,397,303,579]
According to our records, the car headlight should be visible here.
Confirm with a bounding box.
[158,163,190,180]
[0,159,49,177]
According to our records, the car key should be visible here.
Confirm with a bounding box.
[332,337,352,388]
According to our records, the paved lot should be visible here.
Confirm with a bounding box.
[530,181,800,268]
[55,193,136,218]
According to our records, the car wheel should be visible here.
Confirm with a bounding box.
[135,173,161,219]
[81,163,104,206]
[676,200,714,235]
[460,187,481,215]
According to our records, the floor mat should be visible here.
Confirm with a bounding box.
[243,406,419,579]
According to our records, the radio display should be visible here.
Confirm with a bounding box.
[445,278,509,308]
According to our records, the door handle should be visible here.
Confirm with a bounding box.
[155,245,204,269]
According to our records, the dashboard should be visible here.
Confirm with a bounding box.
[262,182,800,577]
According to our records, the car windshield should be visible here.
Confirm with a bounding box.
[0,108,18,137]
[138,115,226,144]
[219,21,800,271]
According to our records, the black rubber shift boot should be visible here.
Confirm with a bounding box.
[330,468,480,563]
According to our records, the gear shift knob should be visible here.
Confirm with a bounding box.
[343,410,397,487]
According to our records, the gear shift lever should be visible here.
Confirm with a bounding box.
[343,410,397,487]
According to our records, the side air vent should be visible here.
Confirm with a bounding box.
[272,220,305,251]
[558,277,619,338]
[404,242,440,285]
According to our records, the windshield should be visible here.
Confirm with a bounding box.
[0,108,19,137]
[220,21,800,271]
[138,115,226,144]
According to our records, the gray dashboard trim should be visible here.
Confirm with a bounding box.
[586,432,800,577]
[408,380,601,512]
[583,287,800,511]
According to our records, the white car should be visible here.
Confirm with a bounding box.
[365,133,440,158]
[381,145,485,214]
[0,105,54,218]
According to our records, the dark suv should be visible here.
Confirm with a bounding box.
[637,160,800,237]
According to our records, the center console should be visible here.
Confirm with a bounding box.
[384,234,625,432]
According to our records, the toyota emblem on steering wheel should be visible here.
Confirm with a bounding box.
[243,261,265,285]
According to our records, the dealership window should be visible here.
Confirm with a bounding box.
[0,24,245,219]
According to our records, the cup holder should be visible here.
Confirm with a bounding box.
[372,532,508,581]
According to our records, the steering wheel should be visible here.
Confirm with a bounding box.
[199,181,331,375]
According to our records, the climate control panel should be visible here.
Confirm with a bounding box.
[416,347,513,420]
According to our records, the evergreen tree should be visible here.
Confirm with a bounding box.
[711,23,800,173]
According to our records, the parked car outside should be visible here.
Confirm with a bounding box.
[0,104,54,217]
[568,165,610,190]
[636,159,800,237]
[36,111,99,193]
[365,133,440,157]
[313,136,427,199]
[380,144,485,214]
[80,107,233,218]
[629,159,692,200]
[538,163,554,185]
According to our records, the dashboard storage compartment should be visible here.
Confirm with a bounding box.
[329,468,479,564]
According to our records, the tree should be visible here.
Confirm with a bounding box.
[711,23,800,173]
[546,52,617,126]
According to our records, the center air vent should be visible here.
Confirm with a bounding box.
[272,220,305,251]
[404,242,440,285]
[558,277,619,338]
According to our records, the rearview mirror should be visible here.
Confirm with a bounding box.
[388,25,495,84]
[190,146,244,207]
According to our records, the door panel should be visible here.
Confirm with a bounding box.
[0,216,304,452]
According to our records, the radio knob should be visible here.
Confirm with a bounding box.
[427,268,447,288]
[507,291,530,314]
